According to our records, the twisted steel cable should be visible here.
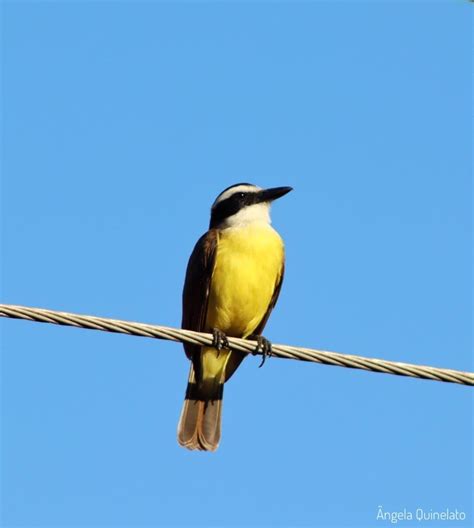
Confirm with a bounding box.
[0,303,472,386]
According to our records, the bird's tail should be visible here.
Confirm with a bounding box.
[177,362,224,451]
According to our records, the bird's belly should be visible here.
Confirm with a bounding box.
[205,225,284,338]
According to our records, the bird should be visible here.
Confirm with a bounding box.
[177,183,292,451]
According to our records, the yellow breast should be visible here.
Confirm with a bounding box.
[205,224,284,338]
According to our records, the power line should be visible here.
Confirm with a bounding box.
[0,303,472,386]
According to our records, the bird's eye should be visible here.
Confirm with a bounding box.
[239,192,246,198]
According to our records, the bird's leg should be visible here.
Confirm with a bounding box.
[249,334,273,368]
[212,328,229,356]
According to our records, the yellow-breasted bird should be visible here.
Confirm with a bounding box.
[178,183,292,451]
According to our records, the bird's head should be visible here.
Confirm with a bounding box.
[210,183,292,229]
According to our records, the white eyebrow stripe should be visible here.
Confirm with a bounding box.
[213,184,261,207]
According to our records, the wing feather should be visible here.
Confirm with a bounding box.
[181,229,218,364]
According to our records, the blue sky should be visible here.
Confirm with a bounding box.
[1,2,472,527]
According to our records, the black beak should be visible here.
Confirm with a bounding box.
[258,186,293,203]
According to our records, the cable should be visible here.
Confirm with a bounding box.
[0,303,472,386]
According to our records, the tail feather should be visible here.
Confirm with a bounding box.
[177,366,223,451]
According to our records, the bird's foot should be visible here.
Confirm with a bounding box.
[250,334,273,368]
[212,328,229,356]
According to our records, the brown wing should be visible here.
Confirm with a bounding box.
[224,260,285,382]
[181,229,218,362]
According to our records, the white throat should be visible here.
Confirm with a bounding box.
[220,202,271,229]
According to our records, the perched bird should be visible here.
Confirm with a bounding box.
[178,183,292,451]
